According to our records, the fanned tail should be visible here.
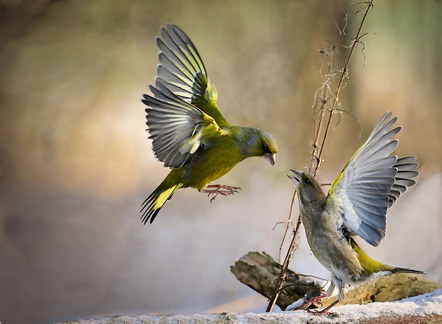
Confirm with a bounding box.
[140,183,181,224]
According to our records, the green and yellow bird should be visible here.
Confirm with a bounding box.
[141,24,278,224]
[288,111,422,313]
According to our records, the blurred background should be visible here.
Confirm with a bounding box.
[0,0,441,323]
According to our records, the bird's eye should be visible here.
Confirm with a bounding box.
[263,143,271,154]
[302,173,311,184]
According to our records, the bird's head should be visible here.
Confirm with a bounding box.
[243,128,278,167]
[288,170,326,211]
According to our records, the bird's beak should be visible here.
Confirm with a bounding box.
[288,169,302,188]
[264,153,276,167]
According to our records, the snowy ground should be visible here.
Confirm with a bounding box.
[60,288,442,323]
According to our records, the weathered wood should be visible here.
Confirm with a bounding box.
[231,251,441,311]
[321,272,442,308]
[230,251,323,310]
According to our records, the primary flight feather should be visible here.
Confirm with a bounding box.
[141,24,278,224]
[288,111,421,313]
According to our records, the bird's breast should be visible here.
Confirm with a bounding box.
[303,210,365,284]
[181,135,243,190]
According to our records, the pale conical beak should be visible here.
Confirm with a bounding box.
[264,153,276,167]
[287,169,302,187]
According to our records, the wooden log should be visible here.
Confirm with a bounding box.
[230,251,323,310]
[321,272,442,308]
[231,251,441,311]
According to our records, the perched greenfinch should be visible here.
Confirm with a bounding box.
[288,111,422,313]
[141,24,278,224]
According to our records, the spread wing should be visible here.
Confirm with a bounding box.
[327,111,419,246]
[387,156,419,207]
[155,23,229,127]
[142,85,222,169]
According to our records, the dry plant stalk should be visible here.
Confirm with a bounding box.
[266,0,374,312]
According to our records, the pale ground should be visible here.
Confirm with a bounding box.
[59,288,442,323]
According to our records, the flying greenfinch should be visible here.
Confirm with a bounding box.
[288,111,422,313]
[140,24,278,224]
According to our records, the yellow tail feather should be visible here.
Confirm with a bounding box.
[350,238,393,275]
[153,186,178,210]
[140,183,182,224]
[350,238,424,276]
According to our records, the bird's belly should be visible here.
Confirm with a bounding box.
[308,232,364,284]
[181,143,242,190]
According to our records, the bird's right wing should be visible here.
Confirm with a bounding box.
[327,111,418,247]
[142,85,223,169]
[155,23,230,127]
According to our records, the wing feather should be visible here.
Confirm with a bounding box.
[156,24,209,102]
[154,23,229,127]
[142,85,221,168]
[327,112,419,246]
[387,157,419,206]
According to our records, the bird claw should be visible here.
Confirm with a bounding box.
[203,184,241,203]
[306,297,339,316]
[299,294,326,310]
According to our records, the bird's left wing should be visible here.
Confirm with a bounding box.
[155,23,229,127]
[142,85,222,169]
[327,111,418,246]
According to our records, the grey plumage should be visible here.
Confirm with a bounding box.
[288,111,421,313]
[329,111,418,246]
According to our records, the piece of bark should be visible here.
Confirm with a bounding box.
[321,272,442,307]
[230,251,323,310]
[231,251,441,311]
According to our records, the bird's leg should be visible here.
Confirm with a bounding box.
[203,184,241,203]
[299,294,326,310]
[307,277,342,315]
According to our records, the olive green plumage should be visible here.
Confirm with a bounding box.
[141,24,278,224]
[288,111,422,312]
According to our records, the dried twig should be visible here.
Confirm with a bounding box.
[266,0,374,312]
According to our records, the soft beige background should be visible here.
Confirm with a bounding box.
[0,1,441,323]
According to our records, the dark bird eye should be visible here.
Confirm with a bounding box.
[302,173,311,184]
[263,143,271,153]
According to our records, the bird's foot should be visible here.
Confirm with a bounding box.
[203,184,241,203]
[306,298,339,316]
[300,294,326,310]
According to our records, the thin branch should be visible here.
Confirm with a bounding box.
[266,0,374,312]
[266,215,302,312]
[313,4,372,176]
[334,9,350,36]
[272,191,296,263]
